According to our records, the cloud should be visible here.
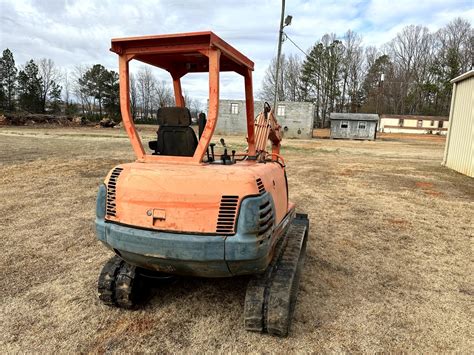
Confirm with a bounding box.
[1,0,472,103]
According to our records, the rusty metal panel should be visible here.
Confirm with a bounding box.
[443,73,474,177]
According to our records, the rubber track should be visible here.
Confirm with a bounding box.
[244,230,290,332]
[97,256,124,306]
[115,262,141,309]
[97,255,141,309]
[244,214,308,337]
[266,221,307,336]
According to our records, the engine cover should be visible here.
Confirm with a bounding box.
[103,161,288,234]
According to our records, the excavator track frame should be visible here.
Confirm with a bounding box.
[244,213,309,337]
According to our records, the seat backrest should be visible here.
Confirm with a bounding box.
[198,112,207,139]
[156,107,198,157]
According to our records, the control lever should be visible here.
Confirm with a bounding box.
[220,138,226,147]
[209,143,216,162]
[222,148,229,165]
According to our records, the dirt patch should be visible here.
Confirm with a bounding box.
[386,218,410,226]
[415,181,444,197]
[1,126,473,352]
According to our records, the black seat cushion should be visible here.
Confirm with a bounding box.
[156,126,198,156]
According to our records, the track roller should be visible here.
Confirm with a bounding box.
[244,213,309,337]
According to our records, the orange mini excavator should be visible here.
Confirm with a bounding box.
[95,32,309,337]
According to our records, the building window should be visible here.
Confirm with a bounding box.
[358,121,367,129]
[340,121,349,129]
[398,119,404,127]
[430,120,435,126]
[277,105,285,116]
[230,103,239,114]
[438,121,443,128]
[417,120,423,128]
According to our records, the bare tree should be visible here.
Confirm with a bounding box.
[387,25,434,113]
[364,46,380,72]
[155,80,174,108]
[341,30,363,112]
[283,54,304,101]
[130,73,138,119]
[183,91,202,118]
[72,65,92,115]
[436,17,473,73]
[38,58,62,112]
[260,55,282,103]
[62,69,71,105]
[430,18,474,114]
[265,20,470,118]
[136,66,156,119]
[260,54,304,103]
[62,69,78,115]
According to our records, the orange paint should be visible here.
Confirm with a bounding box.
[108,32,292,234]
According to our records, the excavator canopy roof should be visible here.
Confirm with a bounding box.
[110,31,254,76]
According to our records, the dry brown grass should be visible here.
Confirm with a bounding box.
[1,126,473,352]
[313,128,448,142]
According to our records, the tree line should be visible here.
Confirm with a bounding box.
[0,51,63,115]
[260,17,473,127]
[0,50,201,121]
[128,66,202,122]
[0,50,121,120]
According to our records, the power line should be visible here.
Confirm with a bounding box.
[283,32,309,57]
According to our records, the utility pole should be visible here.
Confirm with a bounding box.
[273,0,292,111]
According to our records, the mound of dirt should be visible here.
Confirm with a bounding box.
[98,117,117,128]
[1,113,91,126]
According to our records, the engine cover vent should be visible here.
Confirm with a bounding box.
[256,178,266,194]
[106,167,123,217]
[216,195,239,234]
[258,200,274,238]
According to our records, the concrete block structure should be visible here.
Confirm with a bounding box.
[330,113,378,140]
[215,100,314,139]
[443,70,474,177]
[380,114,448,135]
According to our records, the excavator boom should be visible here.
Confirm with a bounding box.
[254,103,283,161]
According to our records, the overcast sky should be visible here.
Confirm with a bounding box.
[1,0,472,103]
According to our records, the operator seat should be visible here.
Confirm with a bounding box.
[148,107,198,156]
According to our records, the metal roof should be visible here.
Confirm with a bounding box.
[380,114,449,121]
[451,69,474,84]
[330,113,379,121]
[110,31,254,74]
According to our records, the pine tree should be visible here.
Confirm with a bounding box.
[103,70,120,119]
[0,49,18,111]
[361,55,394,113]
[17,60,42,112]
[300,36,344,127]
[79,64,110,119]
[48,81,62,114]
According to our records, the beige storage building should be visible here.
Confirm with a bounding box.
[442,70,474,177]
